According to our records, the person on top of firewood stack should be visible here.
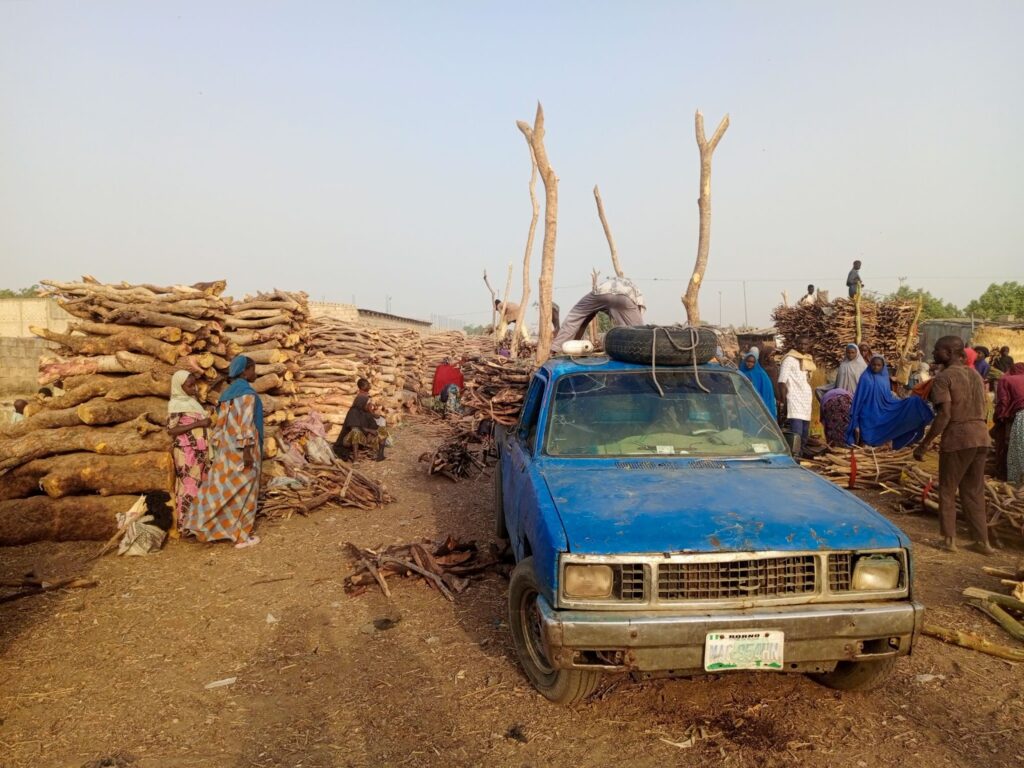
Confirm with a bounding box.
[846,260,863,298]
[798,284,816,306]
[549,275,645,354]
[333,378,389,462]
[495,299,560,339]
[9,399,27,425]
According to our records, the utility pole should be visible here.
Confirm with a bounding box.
[718,291,723,326]
[742,280,748,328]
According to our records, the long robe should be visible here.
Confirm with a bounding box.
[738,361,777,416]
[185,394,261,543]
[835,355,868,395]
[845,365,933,449]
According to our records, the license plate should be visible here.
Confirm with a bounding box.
[704,630,784,672]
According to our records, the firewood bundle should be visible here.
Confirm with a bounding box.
[460,356,534,426]
[419,332,467,395]
[894,464,1024,543]
[223,290,310,423]
[419,428,490,482]
[464,335,498,359]
[772,298,919,368]
[807,446,915,490]
[344,537,510,601]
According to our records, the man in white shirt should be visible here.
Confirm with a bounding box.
[10,399,27,425]
[778,335,815,453]
[549,275,645,354]
[798,284,816,306]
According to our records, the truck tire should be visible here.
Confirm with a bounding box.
[509,558,601,705]
[494,464,508,539]
[604,325,718,366]
[810,657,897,692]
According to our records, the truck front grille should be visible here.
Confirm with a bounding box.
[615,563,646,601]
[828,553,854,592]
[657,555,817,601]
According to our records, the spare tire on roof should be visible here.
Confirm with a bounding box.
[604,325,718,366]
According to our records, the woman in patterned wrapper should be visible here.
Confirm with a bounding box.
[167,370,211,538]
[184,355,264,549]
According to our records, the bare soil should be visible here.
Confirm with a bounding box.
[1,418,1022,768]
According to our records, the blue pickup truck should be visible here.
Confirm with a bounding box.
[495,347,923,704]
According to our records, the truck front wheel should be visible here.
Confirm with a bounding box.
[509,558,601,705]
[810,657,897,691]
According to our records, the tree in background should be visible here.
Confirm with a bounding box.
[462,324,489,336]
[0,286,41,298]
[886,285,959,319]
[965,282,1024,320]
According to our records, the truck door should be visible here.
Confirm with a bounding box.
[502,374,547,560]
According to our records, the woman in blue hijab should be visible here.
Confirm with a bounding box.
[184,355,264,549]
[845,355,933,449]
[738,348,777,416]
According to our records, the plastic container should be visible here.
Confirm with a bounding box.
[561,340,594,355]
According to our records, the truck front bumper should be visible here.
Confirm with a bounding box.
[537,597,924,673]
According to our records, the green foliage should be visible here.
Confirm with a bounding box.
[462,324,489,336]
[886,285,959,319]
[0,285,41,298]
[964,282,1024,320]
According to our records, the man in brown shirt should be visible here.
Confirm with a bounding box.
[914,336,994,553]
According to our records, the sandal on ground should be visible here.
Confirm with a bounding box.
[234,535,261,550]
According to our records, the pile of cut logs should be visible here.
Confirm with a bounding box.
[0,278,232,544]
[773,298,919,368]
[461,356,534,426]
[419,427,490,482]
[808,446,914,491]
[223,290,310,424]
[420,332,466,396]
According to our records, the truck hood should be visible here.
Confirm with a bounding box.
[541,460,906,555]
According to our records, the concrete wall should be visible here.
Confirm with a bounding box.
[0,298,72,337]
[356,313,432,332]
[309,301,360,323]
[0,337,49,396]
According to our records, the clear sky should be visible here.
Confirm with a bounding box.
[1,1,1021,328]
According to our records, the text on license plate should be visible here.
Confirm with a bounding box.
[704,630,784,671]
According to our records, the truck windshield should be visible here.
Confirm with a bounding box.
[545,369,788,457]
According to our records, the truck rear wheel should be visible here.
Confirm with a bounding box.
[810,657,897,691]
[509,558,601,705]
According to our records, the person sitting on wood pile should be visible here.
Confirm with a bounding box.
[184,355,263,550]
[333,378,389,462]
[845,355,933,449]
[914,336,994,554]
[798,284,816,306]
[167,370,211,540]
[10,399,27,425]
[846,260,863,298]
[549,275,645,354]
[495,300,560,339]
[432,357,465,418]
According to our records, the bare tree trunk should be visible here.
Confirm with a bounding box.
[593,186,623,278]
[511,132,539,357]
[682,110,729,326]
[518,103,558,364]
[589,268,601,345]
[483,271,498,339]
[498,262,514,343]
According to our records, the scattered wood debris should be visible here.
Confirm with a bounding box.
[419,428,490,482]
[0,572,98,605]
[344,537,511,601]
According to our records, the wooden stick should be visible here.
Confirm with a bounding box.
[593,185,623,278]
[966,599,1024,642]
[0,577,98,604]
[378,556,455,601]
[923,623,1024,661]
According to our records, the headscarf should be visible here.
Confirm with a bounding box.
[168,370,206,415]
[964,347,977,367]
[995,362,1024,422]
[835,343,868,395]
[737,348,777,416]
[845,355,933,449]
[219,355,264,446]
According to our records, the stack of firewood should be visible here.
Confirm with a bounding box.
[420,332,467,396]
[807,446,914,490]
[893,464,1024,543]
[461,356,534,426]
[223,290,310,423]
[0,277,232,544]
[418,427,490,482]
[773,298,918,368]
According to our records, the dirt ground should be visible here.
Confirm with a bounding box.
[1,418,1023,768]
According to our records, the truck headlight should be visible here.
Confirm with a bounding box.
[564,564,614,598]
[852,555,901,591]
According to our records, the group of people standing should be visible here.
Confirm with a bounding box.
[168,356,264,550]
